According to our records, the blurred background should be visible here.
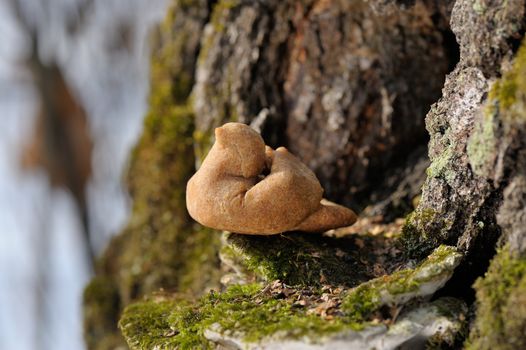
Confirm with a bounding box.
[0,0,169,349]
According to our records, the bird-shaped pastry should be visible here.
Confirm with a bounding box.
[186,122,357,234]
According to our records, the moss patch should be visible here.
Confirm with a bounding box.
[224,231,402,287]
[119,297,182,349]
[119,283,354,349]
[342,245,462,320]
[83,277,122,350]
[105,95,222,303]
[467,246,526,350]
[398,208,452,259]
[487,40,526,114]
[465,39,526,350]
[119,245,461,349]
[101,0,224,303]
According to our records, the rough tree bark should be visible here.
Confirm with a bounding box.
[84,0,526,349]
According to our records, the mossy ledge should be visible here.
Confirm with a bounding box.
[222,232,396,288]
[466,245,526,350]
[342,245,462,320]
[119,283,353,350]
[398,208,454,259]
[118,245,461,349]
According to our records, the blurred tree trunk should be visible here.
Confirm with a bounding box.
[84,0,526,349]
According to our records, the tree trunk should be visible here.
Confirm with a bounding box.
[84,0,526,349]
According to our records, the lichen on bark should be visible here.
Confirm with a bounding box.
[400,0,525,268]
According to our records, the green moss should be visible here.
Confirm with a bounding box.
[487,38,526,118]
[467,246,526,350]
[487,39,526,113]
[492,78,518,110]
[83,277,123,350]
[185,284,348,343]
[225,232,382,287]
[465,42,526,349]
[119,298,182,349]
[342,245,461,320]
[386,269,420,294]
[219,242,259,284]
[341,283,382,321]
[113,96,222,303]
[120,283,354,349]
[466,43,526,348]
[119,246,461,349]
[93,0,225,301]
[398,207,448,259]
[467,38,526,177]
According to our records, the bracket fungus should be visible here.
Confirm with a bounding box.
[186,123,357,234]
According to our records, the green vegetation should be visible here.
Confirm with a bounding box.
[83,277,122,350]
[467,246,526,350]
[119,284,351,350]
[399,208,449,259]
[487,41,526,113]
[224,232,384,287]
[342,283,381,321]
[119,298,181,349]
[106,58,222,304]
[119,245,461,349]
[342,245,461,319]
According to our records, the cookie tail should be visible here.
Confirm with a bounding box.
[294,199,357,232]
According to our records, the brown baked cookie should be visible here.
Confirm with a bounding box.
[186,122,356,234]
